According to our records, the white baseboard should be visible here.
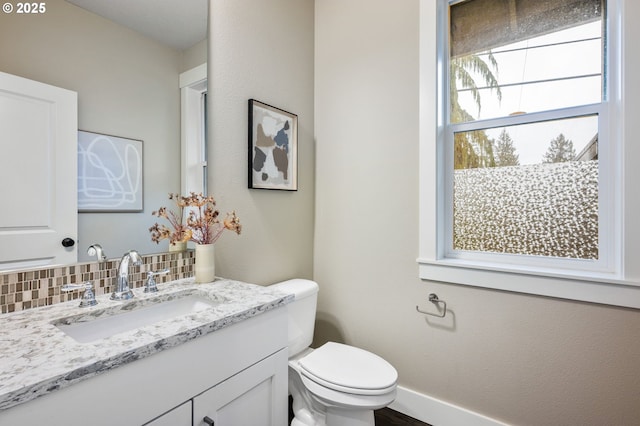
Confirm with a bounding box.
[389,386,510,426]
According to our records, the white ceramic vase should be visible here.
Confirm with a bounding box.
[169,241,187,252]
[195,243,215,283]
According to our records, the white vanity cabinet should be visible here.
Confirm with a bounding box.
[0,306,289,426]
[193,348,288,426]
[145,401,192,426]
[145,348,288,426]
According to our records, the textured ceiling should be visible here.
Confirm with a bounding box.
[66,0,207,50]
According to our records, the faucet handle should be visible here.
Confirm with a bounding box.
[87,244,107,262]
[61,282,98,308]
[145,268,170,293]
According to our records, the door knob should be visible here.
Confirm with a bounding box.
[61,238,75,247]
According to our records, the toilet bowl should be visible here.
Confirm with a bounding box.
[270,279,398,426]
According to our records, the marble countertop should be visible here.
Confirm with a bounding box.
[0,278,292,411]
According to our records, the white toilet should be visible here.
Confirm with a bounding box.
[270,279,398,426]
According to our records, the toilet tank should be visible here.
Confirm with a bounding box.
[269,279,318,357]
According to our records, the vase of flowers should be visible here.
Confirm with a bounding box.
[194,243,216,283]
[150,192,242,283]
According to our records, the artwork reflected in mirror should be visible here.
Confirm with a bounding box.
[78,131,143,213]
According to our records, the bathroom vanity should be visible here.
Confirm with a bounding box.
[0,278,292,425]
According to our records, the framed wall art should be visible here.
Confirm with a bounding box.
[248,99,298,190]
[77,130,143,212]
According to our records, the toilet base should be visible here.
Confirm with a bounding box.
[290,390,376,426]
[289,361,327,426]
[290,399,376,426]
[325,407,375,426]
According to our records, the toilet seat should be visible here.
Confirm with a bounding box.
[298,342,398,396]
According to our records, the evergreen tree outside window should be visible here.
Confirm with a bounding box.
[446,0,606,261]
[542,134,577,164]
[494,130,519,167]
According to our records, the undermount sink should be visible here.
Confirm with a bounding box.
[53,291,219,343]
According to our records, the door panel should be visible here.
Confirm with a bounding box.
[193,349,288,426]
[0,72,77,269]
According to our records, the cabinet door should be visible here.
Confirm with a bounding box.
[144,401,192,426]
[193,348,288,426]
[0,71,78,269]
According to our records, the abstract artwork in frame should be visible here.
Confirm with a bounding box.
[77,130,143,212]
[248,99,298,190]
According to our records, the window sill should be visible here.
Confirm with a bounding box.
[417,258,640,309]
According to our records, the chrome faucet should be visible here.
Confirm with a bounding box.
[87,244,107,263]
[61,282,98,307]
[111,250,142,300]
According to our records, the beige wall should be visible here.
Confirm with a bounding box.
[0,0,203,260]
[182,39,208,73]
[206,0,315,283]
[314,1,640,425]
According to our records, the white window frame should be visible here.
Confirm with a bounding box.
[418,0,640,308]
[180,63,208,195]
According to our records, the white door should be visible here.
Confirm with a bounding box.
[0,71,78,270]
[193,349,289,426]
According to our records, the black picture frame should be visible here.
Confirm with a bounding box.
[248,99,298,190]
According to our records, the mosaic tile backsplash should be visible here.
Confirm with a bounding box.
[0,250,195,314]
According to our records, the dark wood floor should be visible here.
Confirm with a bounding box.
[374,407,432,426]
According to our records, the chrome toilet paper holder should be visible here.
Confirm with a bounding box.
[416,293,447,318]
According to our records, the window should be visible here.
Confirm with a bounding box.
[449,0,610,270]
[180,63,208,195]
[419,0,640,308]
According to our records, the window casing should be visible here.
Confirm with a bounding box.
[418,0,640,308]
[180,63,208,196]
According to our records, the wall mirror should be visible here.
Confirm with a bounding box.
[0,0,207,271]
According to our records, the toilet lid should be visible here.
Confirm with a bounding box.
[298,342,397,392]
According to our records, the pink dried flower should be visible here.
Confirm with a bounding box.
[149,192,241,246]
